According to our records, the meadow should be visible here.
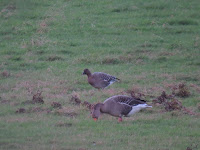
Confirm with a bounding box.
[0,0,200,149]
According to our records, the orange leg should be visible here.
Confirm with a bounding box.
[118,117,122,122]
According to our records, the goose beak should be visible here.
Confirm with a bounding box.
[93,118,98,121]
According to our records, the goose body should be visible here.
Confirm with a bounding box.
[92,95,152,122]
[82,69,120,89]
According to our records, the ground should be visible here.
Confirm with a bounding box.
[0,0,200,150]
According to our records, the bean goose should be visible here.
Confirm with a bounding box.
[91,95,152,122]
[82,69,120,89]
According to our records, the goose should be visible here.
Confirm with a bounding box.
[91,95,152,122]
[82,69,120,89]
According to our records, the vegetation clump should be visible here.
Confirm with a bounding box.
[1,70,10,77]
[153,91,182,111]
[70,94,94,110]
[164,98,183,111]
[70,94,81,105]
[82,101,94,110]
[32,91,44,104]
[16,108,26,113]
[51,102,62,109]
[173,83,191,98]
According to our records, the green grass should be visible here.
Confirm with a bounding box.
[0,0,200,149]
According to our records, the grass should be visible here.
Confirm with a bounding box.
[0,0,200,149]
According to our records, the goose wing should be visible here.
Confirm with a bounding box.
[114,95,146,106]
[93,72,120,83]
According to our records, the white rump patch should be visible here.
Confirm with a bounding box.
[104,80,115,88]
[127,104,152,116]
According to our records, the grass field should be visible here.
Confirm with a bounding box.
[0,0,200,149]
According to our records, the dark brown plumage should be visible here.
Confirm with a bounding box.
[82,69,120,89]
[91,95,152,122]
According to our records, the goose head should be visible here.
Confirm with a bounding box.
[82,69,91,76]
[91,103,103,121]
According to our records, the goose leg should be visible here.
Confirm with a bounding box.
[118,117,122,122]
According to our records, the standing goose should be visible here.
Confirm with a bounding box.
[82,69,120,89]
[91,95,152,122]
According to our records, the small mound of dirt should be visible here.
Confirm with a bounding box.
[153,91,196,115]
[1,70,10,77]
[82,101,94,110]
[32,91,44,104]
[153,91,182,111]
[171,83,190,98]
[164,99,183,111]
[70,94,81,105]
[16,108,26,113]
[152,91,174,104]
[51,102,62,109]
